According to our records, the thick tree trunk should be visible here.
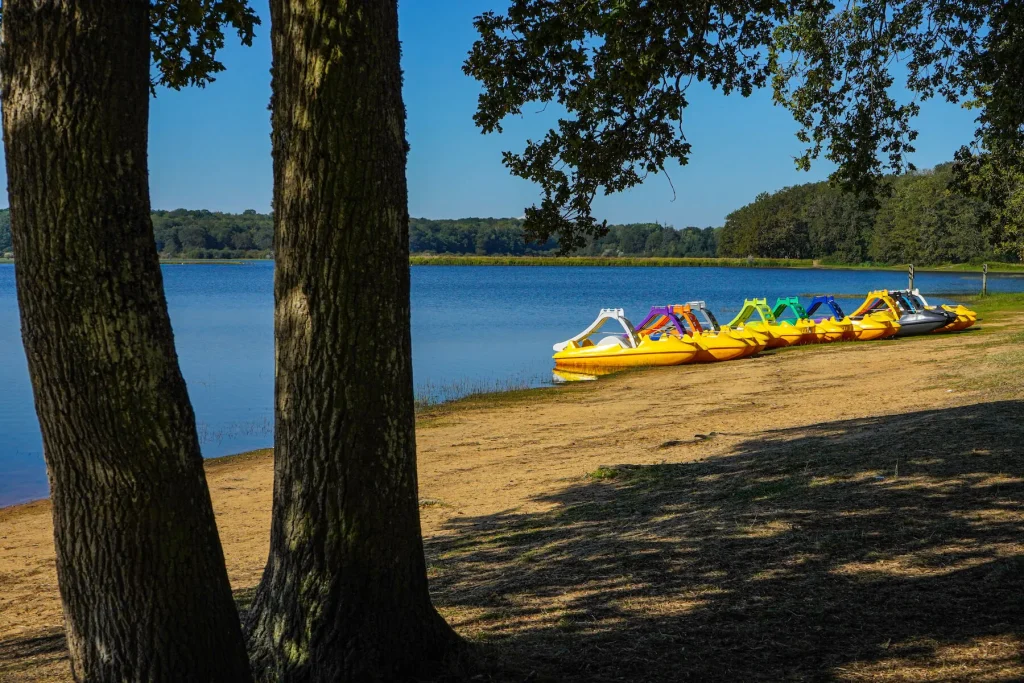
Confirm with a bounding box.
[245,1,462,680]
[0,2,252,680]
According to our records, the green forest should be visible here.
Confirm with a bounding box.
[0,209,9,255]
[718,163,1013,264]
[0,162,1017,264]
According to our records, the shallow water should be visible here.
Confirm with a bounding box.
[0,261,1017,505]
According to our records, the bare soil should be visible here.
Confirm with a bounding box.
[2,314,1022,681]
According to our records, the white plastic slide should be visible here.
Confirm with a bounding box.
[552,308,640,352]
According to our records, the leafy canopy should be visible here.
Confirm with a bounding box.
[151,0,259,89]
[466,0,1020,253]
[464,0,788,252]
[0,1,259,89]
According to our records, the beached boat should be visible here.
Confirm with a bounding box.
[849,290,949,337]
[899,289,976,332]
[724,298,804,348]
[552,308,698,368]
[771,297,827,343]
[686,300,765,356]
[804,295,887,341]
[637,303,754,362]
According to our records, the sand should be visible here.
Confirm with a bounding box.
[2,314,1022,681]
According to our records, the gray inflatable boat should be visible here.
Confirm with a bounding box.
[886,291,956,336]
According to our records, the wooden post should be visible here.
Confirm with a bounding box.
[982,263,988,295]
[908,264,915,292]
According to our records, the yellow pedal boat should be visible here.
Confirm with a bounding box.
[847,291,904,338]
[820,293,897,341]
[770,298,823,343]
[688,300,765,356]
[723,298,800,348]
[804,296,861,341]
[638,304,756,362]
[902,289,976,332]
[552,308,698,369]
[850,290,958,337]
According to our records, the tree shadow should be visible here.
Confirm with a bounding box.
[427,401,1024,682]
[0,628,67,680]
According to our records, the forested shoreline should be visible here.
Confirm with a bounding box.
[0,163,1018,264]
[718,163,1017,264]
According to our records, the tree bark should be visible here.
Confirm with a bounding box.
[245,1,462,680]
[0,2,252,680]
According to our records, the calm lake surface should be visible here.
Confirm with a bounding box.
[1,261,1019,505]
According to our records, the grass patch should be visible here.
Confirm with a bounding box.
[587,466,621,480]
[962,292,1024,319]
[414,374,549,410]
[203,447,273,470]
[415,372,608,427]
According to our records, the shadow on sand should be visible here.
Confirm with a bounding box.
[427,401,1024,681]
[2,402,1021,681]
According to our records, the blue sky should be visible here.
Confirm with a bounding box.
[0,1,980,227]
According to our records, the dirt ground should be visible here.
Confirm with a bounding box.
[2,308,1023,681]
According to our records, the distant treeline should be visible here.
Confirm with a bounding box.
[153,209,274,259]
[0,208,271,260]
[719,163,1013,264]
[0,209,10,255]
[0,162,1018,264]
[409,217,719,257]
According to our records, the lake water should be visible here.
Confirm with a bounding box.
[1,261,1019,505]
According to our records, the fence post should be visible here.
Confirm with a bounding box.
[908,264,915,292]
[982,263,988,296]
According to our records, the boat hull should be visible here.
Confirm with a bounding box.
[692,331,750,362]
[553,335,698,368]
[894,312,950,337]
[850,319,890,340]
[932,305,976,332]
[814,317,850,342]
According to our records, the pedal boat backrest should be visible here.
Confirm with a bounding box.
[888,289,921,313]
[890,288,941,315]
[636,305,693,338]
[849,290,900,318]
[685,301,722,331]
[726,298,775,327]
[805,295,847,320]
[771,297,809,321]
[553,308,641,352]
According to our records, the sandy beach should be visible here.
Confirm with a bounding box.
[2,300,1022,681]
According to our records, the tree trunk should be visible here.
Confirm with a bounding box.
[245,1,462,680]
[0,2,252,680]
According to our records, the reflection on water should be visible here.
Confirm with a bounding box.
[0,261,1017,505]
[552,366,624,383]
[552,369,600,383]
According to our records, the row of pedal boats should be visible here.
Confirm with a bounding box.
[552,288,977,370]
